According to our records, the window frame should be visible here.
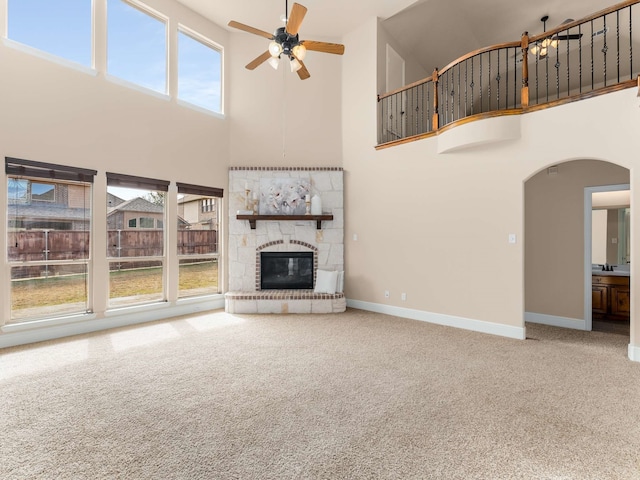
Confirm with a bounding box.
[5,0,94,70]
[176,182,223,298]
[177,24,224,116]
[106,0,169,97]
[5,158,96,324]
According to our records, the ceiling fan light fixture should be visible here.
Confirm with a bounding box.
[530,44,539,55]
[269,40,283,57]
[268,56,280,70]
[289,56,302,72]
[292,44,306,61]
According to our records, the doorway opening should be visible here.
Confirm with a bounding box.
[584,184,630,335]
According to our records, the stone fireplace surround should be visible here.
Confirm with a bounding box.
[226,167,345,314]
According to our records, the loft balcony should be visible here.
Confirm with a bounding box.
[376,0,640,149]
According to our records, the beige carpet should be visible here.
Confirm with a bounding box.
[1,309,640,479]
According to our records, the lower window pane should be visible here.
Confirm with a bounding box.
[10,264,88,323]
[178,258,219,298]
[109,260,164,307]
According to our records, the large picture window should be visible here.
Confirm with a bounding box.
[5,158,96,323]
[107,173,169,308]
[107,0,168,94]
[7,0,92,67]
[176,183,222,298]
[178,28,223,113]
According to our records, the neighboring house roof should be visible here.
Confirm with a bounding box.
[107,197,164,215]
[107,193,126,208]
[7,204,90,221]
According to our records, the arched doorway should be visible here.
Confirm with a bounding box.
[524,159,630,343]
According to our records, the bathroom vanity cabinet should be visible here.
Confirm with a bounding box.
[592,275,630,321]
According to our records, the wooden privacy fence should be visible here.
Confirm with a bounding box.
[8,229,218,278]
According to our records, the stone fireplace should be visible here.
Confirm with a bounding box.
[226,167,345,314]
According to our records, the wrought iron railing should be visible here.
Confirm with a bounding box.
[377,0,640,147]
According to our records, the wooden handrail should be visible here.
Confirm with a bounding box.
[376,0,640,145]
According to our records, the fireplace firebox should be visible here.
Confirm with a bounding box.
[260,252,314,290]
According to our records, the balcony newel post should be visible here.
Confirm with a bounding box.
[521,32,530,108]
[432,68,439,130]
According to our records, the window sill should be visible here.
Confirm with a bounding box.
[2,38,97,77]
[1,311,97,333]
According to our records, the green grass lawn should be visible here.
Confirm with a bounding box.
[11,261,219,310]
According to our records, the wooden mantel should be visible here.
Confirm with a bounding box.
[236,214,334,230]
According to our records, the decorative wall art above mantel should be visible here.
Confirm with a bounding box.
[259,178,310,215]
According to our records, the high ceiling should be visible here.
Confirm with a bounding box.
[175,0,622,71]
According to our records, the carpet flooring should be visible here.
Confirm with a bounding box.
[1,308,639,479]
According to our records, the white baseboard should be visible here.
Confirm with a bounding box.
[0,297,225,349]
[525,312,587,330]
[347,300,525,340]
[629,344,640,362]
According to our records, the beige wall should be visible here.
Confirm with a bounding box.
[0,0,230,320]
[343,19,640,349]
[525,160,629,319]
[227,31,343,167]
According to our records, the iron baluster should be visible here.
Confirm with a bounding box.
[591,19,594,90]
[566,25,570,96]
[497,50,501,109]
[465,60,468,117]
[488,52,491,111]
[480,54,483,112]
[579,24,583,93]
[616,10,620,83]
[629,5,633,79]
[556,40,560,100]
[458,63,461,121]
[603,14,608,87]
[470,57,474,115]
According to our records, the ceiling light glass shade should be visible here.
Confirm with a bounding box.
[292,44,307,61]
[539,47,548,57]
[268,56,280,70]
[550,38,558,49]
[269,41,283,57]
[541,37,551,48]
[290,56,302,72]
[529,44,539,55]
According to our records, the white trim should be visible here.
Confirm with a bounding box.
[584,184,630,332]
[176,99,225,119]
[104,73,170,101]
[525,312,586,330]
[0,296,225,349]
[347,299,526,340]
[628,344,640,362]
[1,37,97,76]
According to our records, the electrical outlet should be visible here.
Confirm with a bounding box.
[401,293,407,301]
[384,290,390,298]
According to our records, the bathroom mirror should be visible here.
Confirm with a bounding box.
[592,206,630,265]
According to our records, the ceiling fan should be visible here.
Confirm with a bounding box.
[529,16,583,59]
[228,1,345,80]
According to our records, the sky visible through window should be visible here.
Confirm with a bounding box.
[107,0,167,94]
[8,0,92,67]
[8,0,222,113]
[179,31,222,113]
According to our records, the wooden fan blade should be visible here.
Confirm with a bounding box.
[286,3,307,36]
[228,21,273,40]
[296,60,311,80]
[302,40,345,55]
[246,51,272,70]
